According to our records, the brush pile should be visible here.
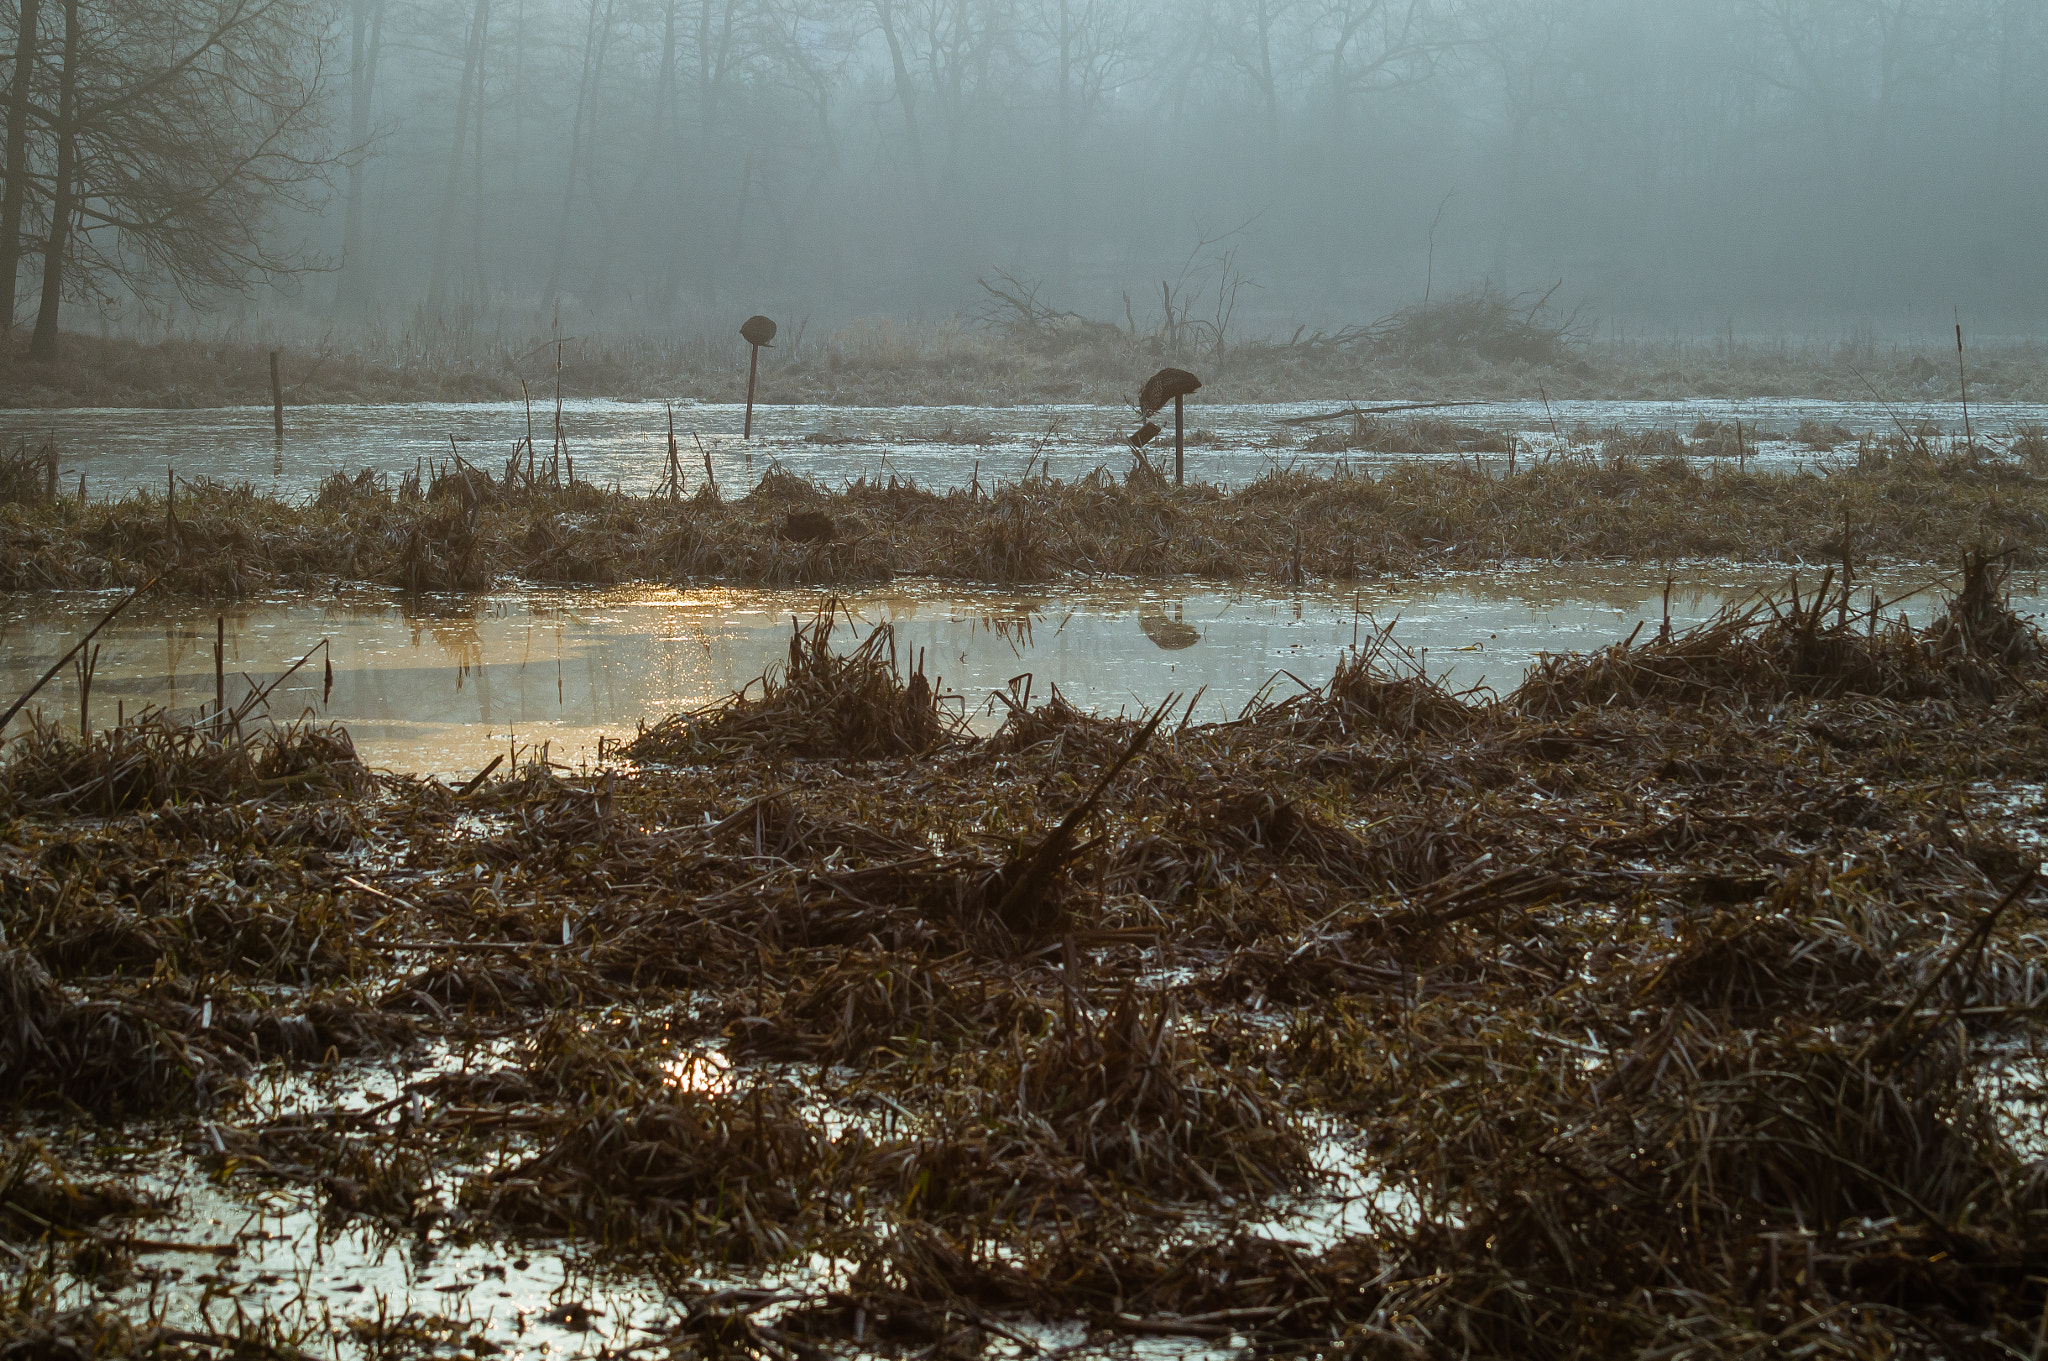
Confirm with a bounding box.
[8,574,2048,1356]
[1285,284,1588,369]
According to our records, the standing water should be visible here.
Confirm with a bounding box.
[1,564,2025,776]
[0,396,2039,502]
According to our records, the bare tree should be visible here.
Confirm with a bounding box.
[544,0,613,306]
[428,0,488,310]
[26,0,74,358]
[20,0,337,356]
[333,0,383,312]
[0,0,42,329]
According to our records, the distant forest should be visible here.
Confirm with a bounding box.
[2,0,2043,340]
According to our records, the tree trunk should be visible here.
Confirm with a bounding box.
[875,0,926,197]
[593,0,675,310]
[1055,0,1069,283]
[427,0,489,310]
[470,0,488,274]
[26,0,73,362]
[543,0,604,306]
[335,0,383,311]
[1490,110,1528,282]
[572,0,618,305]
[0,0,40,333]
[1256,0,1277,148]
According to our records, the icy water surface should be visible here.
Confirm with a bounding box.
[2,564,2027,776]
[0,394,2040,502]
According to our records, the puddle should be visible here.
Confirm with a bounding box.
[3,566,2030,777]
[0,395,2039,504]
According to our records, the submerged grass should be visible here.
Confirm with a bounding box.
[8,573,2048,1353]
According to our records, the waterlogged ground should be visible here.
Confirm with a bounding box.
[4,564,2030,774]
[1,395,2041,502]
[21,1039,1388,1361]
[10,564,2048,1357]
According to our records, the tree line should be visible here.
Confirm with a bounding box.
[1,0,2043,342]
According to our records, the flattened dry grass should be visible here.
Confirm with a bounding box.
[881,984,1313,1217]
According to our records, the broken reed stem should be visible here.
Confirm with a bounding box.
[213,616,225,741]
[0,574,160,739]
[1875,866,2039,1061]
[73,642,96,737]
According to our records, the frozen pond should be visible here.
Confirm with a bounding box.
[0,395,2039,503]
[1,564,2021,777]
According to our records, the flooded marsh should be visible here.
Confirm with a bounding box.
[2,395,2044,502]
[4,397,2048,1358]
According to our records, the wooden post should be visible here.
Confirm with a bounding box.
[269,349,283,442]
[1174,394,1184,486]
[166,466,175,541]
[744,343,760,439]
[1137,367,1200,487]
[739,315,776,439]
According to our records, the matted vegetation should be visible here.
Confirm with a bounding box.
[6,571,2048,1355]
[3,433,2047,596]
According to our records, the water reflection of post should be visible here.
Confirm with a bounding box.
[1138,600,1200,649]
[472,630,493,728]
[269,349,284,445]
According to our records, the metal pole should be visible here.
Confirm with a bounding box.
[744,343,760,438]
[1174,394,1184,486]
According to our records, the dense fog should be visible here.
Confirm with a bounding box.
[6,0,2046,341]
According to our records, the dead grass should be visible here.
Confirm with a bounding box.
[8,317,2048,412]
[7,448,2048,597]
[0,710,367,813]
[623,606,953,763]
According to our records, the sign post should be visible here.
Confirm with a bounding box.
[1136,367,1203,486]
[740,315,777,438]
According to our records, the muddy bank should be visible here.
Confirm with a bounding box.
[5,566,2048,1356]
[3,438,2046,596]
[4,327,2047,411]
